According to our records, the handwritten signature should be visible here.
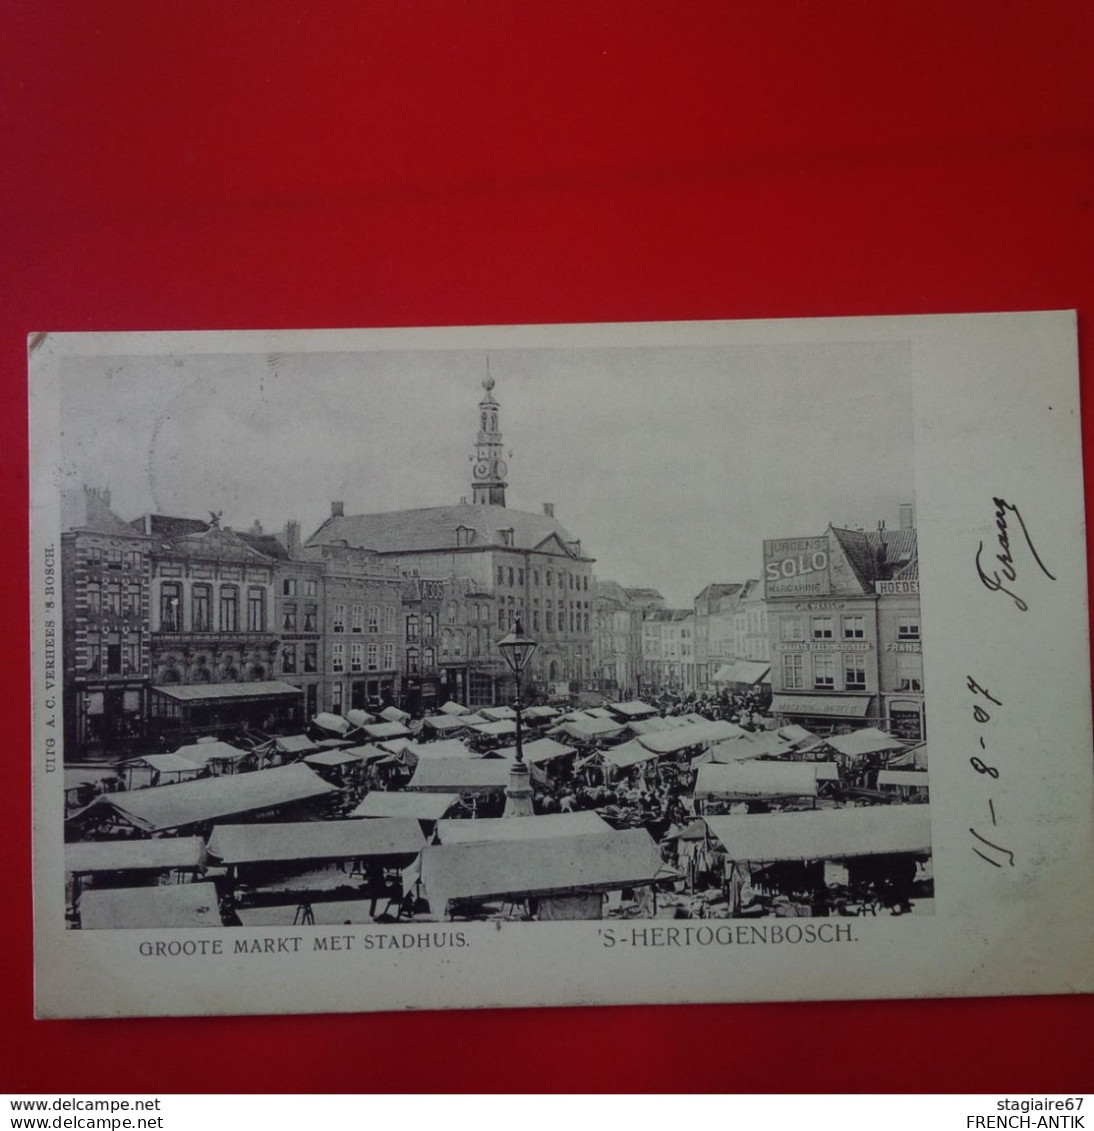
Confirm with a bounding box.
[974,496,1056,611]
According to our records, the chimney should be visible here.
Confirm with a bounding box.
[543,503,555,518]
[250,519,264,535]
[331,501,344,518]
[877,519,885,531]
[900,502,915,529]
[284,519,300,558]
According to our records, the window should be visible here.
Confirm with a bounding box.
[364,642,376,671]
[126,551,142,571]
[897,654,923,691]
[583,576,588,591]
[104,549,122,571]
[533,570,540,587]
[384,606,395,633]
[368,605,379,633]
[382,642,394,669]
[124,643,140,675]
[247,587,265,632]
[546,569,553,586]
[813,653,835,689]
[845,654,867,690]
[783,653,803,689]
[333,603,346,632]
[532,601,540,633]
[406,614,420,640]
[192,584,211,631]
[219,586,239,632]
[84,640,101,674]
[332,642,345,673]
[303,604,317,632]
[424,613,435,637]
[304,579,318,597]
[583,612,589,633]
[424,647,435,669]
[282,578,297,596]
[303,642,317,673]
[546,604,554,633]
[811,617,834,640]
[498,607,505,629]
[508,567,514,586]
[160,582,182,630]
[281,645,297,674]
[350,643,364,672]
[842,615,865,639]
[106,643,121,675]
[352,604,364,632]
[497,566,505,586]
[406,647,420,674]
[517,569,524,586]
[104,585,122,616]
[331,682,343,713]
[780,616,803,642]
[898,618,920,640]
[282,603,297,632]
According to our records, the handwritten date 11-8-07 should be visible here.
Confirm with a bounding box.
[967,675,1014,869]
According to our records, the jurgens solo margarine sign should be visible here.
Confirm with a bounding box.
[764,537,831,598]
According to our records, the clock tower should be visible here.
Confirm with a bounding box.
[470,374,508,507]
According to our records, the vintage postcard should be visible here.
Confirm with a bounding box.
[29,313,1093,1018]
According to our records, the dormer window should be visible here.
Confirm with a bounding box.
[455,525,473,548]
[500,528,514,547]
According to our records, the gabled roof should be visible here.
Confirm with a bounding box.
[695,582,742,603]
[140,517,279,564]
[61,488,145,539]
[306,502,593,560]
[829,526,879,591]
[238,531,291,560]
[624,587,664,602]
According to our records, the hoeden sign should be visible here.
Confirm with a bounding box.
[763,537,831,598]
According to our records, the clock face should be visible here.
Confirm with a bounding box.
[494,459,508,479]
[473,459,490,479]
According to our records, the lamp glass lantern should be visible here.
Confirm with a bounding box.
[497,619,538,679]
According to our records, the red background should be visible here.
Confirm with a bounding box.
[2,1,1092,1093]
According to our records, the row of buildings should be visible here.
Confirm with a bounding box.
[60,374,925,758]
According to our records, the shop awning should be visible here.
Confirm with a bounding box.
[825,727,909,758]
[434,811,612,845]
[713,661,771,686]
[152,681,303,703]
[349,792,462,820]
[703,805,932,862]
[693,762,820,800]
[419,829,672,909]
[79,882,222,929]
[69,764,338,833]
[406,758,511,793]
[877,770,930,789]
[207,818,425,866]
[769,694,872,719]
[65,837,207,874]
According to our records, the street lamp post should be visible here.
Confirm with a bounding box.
[497,617,538,818]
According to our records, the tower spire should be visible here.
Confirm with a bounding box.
[470,365,508,506]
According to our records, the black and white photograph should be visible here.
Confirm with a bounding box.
[29,314,1093,1018]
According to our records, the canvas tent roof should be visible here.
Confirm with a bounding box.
[123,753,205,775]
[406,758,511,793]
[434,811,612,845]
[479,706,517,721]
[707,731,797,762]
[79,882,221,929]
[469,719,517,737]
[344,709,377,728]
[703,805,932,862]
[423,714,475,732]
[303,749,366,769]
[607,700,658,718]
[400,739,478,761]
[380,706,411,724]
[636,719,744,754]
[70,764,337,833]
[273,734,320,755]
[598,739,662,770]
[693,762,820,800]
[549,716,626,741]
[419,829,671,910]
[583,707,616,720]
[349,792,462,820]
[313,712,352,735]
[362,721,412,739]
[825,728,909,758]
[172,740,250,767]
[523,705,560,720]
[207,818,425,866]
[65,837,207,874]
[438,701,470,716]
[489,737,573,764]
[888,743,928,770]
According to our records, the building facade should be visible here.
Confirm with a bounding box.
[593,581,665,697]
[764,511,923,738]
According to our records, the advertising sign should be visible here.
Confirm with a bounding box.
[763,536,831,598]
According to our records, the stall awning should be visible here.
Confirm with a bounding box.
[607,700,658,719]
[419,829,672,908]
[708,731,796,762]
[152,681,303,703]
[523,705,560,721]
[489,737,573,765]
[769,694,872,719]
[703,805,932,862]
[79,882,221,929]
[171,740,251,768]
[877,770,930,789]
[598,739,662,770]
[207,818,425,866]
[469,719,517,737]
[362,721,412,739]
[825,727,908,758]
[66,837,207,874]
[434,811,612,845]
[121,752,204,775]
[349,792,462,820]
[304,748,367,768]
[344,709,377,729]
[438,701,470,716]
[423,714,474,732]
[273,734,320,755]
[401,739,478,761]
[636,719,745,754]
[548,716,627,741]
[693,762,820,800]
[313,712,352,735]
[479,706,517,721]
[69,764,337,833]
[379,706,411,724]
[406,758,511,793]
